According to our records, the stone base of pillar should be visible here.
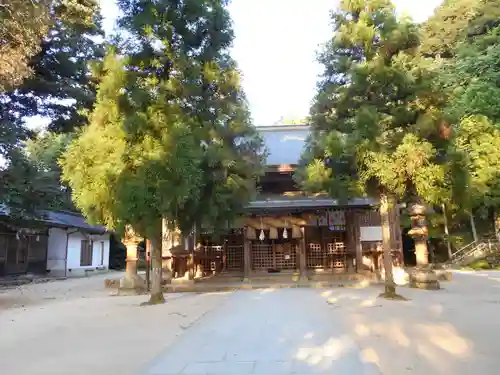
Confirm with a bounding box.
[118,274,146,295]
[242,277,250,284]
[409,268,440,290]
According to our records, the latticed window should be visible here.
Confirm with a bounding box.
[251,243,272,270]
[306,229,348,270]
[275,242,297,270]
[226,245,243,270]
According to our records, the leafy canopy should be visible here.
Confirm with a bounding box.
[63,0,265,236]
[61,52,204,236]
[299,0,457,206]
[0,0,50,92]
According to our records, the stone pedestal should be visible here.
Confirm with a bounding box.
[409,268,440,290]
[119,229,146,295]
[407,203,440,290]
[161,256,173,284]
[119,273,146,295]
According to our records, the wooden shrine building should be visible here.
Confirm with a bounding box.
[168,125,403,280]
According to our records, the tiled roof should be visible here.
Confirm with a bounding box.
[246,194,376,211]
[258,125,309,166]
[40,211,107,233]
[0,208,107,233]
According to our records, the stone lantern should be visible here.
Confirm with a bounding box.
[407,202,440,290]
[119,225,146,295]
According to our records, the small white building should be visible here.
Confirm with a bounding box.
[45,211,111,277]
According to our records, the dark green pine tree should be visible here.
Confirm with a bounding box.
[115,0,265,235]
[299,0,458,296]
[62,0,265,304]
[4,0,105,133]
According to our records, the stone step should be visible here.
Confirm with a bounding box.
[163,279,372,293]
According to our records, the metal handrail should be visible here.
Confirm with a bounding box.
[451,240,480,259]
[450,240,500,265]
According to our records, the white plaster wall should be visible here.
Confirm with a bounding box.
[360,226,383,242]
[47,228,68,275]
[66,232,110,273]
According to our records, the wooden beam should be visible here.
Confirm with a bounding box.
[244,217,271,230]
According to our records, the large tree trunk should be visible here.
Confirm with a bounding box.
[380,193,396,296]
[148,219,165,305]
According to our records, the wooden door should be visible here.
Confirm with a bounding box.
[5,235,29,275]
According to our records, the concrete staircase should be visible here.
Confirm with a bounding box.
[448,239,500,267]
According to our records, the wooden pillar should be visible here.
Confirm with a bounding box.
[243,237,251,282]
[299,226,307,280]
[187,251,195,280]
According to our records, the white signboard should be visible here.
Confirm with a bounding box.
[360,226,383,242]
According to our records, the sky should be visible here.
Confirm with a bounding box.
[99,0,443,125]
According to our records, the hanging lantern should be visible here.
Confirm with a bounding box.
[269,227,278,239]
[283,227,288,239]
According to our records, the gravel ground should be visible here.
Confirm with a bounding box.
[0,273,231,375]
[0,272,120,310]
[325,270,500,375]
[1,270,500,375]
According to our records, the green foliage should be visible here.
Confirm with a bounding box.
[442,27,500,123]
[3,0,105,133]
[299,0,453,206]
[110,0,264,235]
[454,115,500,213]
[62,0,265,238]
[465,259,491,270]
[61,52,203,235]
[0,131,74,216]
[420,0,500,58]
[0,0,50,92]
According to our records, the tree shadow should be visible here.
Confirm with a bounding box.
[313,277,500,374]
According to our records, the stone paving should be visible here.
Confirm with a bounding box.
[141,288,379,375]
[3,271,500,375]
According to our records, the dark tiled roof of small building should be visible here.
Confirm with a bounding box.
[40,211,107,234]
[258,125,309,166]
